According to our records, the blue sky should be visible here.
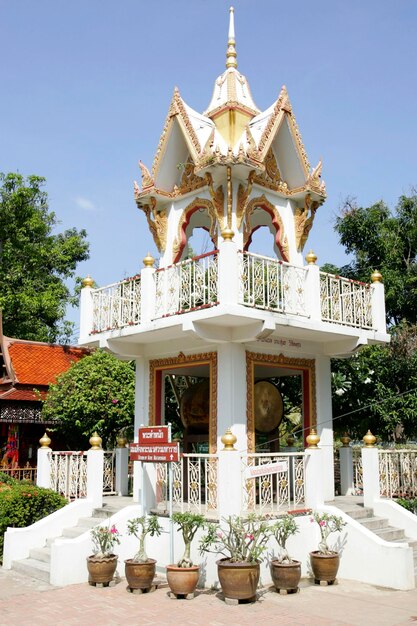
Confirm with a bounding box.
[2,0,417,339]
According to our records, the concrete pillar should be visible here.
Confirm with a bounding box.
[79,278,94,343]
[216,343,247,451]
[217,430,242,517]
[314,355,335,501]
[36,433,52,490]
[339,440,355,496]
[140,255,156,324]
[371,277,386,333]
[87,433,104,509]
[217,237,239,307]
[305,254,322,322]
[304,446,324,509]
[115,440,129,496]
[362,433,380,508]
[132,357,153,506]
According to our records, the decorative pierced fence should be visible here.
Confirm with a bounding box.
[238,252,308,316]
[378,449,417,498]
[352,447,363,494]
[241,452,306,514]
[155,454,218,515]
[103,451,116,494]
[0,463,37,483]
[91,276,141,332]
[50,451,87,500]
[154,251,218,319]
[320,272,373,329]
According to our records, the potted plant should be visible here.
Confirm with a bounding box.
[270,514,301,593]
[87,523,121,586]
[125,514,163,590]
[166,512,206,597]
[199,514,270,602]
[310,511,346,584]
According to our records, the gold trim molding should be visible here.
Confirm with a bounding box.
[245,351,317,453]
[294,193,320,252]
[149,352,218,453]
[172,197,218,262]
[243,195,289,261]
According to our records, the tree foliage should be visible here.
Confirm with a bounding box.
[41,350,135,449]
[0,172,89,342]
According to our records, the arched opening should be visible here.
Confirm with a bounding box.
[245,224,278,259]
[244,196,288,262]
[173,200,218,263]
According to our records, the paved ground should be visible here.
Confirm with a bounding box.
[0,568,417,626]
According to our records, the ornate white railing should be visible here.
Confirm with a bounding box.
[238,252,308,316]
[320,272,373,329]
[0,463,37,483]
[241,452,306,514]
[155,454,218,515]
[352,447,363,494]
[49,451,87,500]
[103,451,116,494]
[378,449,417,498]
[154,251,218,319]
[91,276,141,333]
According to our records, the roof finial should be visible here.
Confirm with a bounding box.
[226,7,237,69]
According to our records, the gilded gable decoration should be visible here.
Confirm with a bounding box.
[138,197,168,253]
[139,161,154,190]
[243,195,289,261]
[236,170,255,229]
[294,193,320,252]
[205,172,225,229]
[176,157,206,195]
[252,148,287,192]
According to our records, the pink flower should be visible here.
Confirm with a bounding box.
[245,533,254,540]
[217,532,223,538]
[310,517,314,523]
[111,399,118,404]
[319,520,326,527]
[111,525,117,534]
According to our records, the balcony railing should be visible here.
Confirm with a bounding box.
[154,251,218,319]
[238,251,308,316]
[378,449,417,498]
[320,272,373,329]
[92,276,141,332]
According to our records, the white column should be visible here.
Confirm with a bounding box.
[87,448,104,509]
[305,261,322,322]
[216,343,247,450]
[79,282,94,343]
[362,445,380,508]
[371,280,386,333]
[217,447,242,517]
[339,445,355,496]
[304,447,324,509]
[315,355,334,501]
[132,357,155,508]
[115,445,129,496]
[140,264,156,324]
[36,447,52,490]
[217,237,239,307]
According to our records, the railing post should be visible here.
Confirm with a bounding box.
[140,252,156,324]
[36,433,52,490]
[304,429,324,509]
[304,251,322,322]
[217,429,242,517]
[79,276,95,342]
[361,430,380,507]
[218,232,239,307]
[87,433,104,508]
[371,271,386,333]
[115,437,129,496]
[339,435,355,495]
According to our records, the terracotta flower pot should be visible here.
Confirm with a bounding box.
[124,558,156,589]
[310,551,340,584]
[87,554,118,585]
[216,558,260,601]
[270,559,301,592]
[166,564,200,596]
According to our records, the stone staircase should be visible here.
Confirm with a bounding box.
[10,503,119,584]
[332,498,417,585]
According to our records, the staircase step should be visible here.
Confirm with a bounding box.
[372,527,406,541]
[29,547,51,563]
[357,516,389,531]
[344,506,374,520]
[61,526,89,539]
[77,516,107,529]
[12,558,50,582]
[92,507,115,519]
[45,535,62,547]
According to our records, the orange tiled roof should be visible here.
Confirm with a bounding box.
[7,342,88,386]
[0,387,47,402]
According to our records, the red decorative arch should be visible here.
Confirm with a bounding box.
[243,195,289,262]
[172,198,218,263]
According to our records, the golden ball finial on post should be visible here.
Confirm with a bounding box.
[39,432,51,449]
[340,433,351,447]
[371,270,383,283]
[221,228,235,241]
[305,250,317,265]
[143,252,155,268]
[89,432,102,450]
[306,427,320,448]
[82,275,94,288]
[363,430,376,447]
[221,427,237,451]
[116,435,127,448]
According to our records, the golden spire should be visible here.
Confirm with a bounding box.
[226,7,237,69]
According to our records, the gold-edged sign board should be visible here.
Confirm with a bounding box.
[254,381,283,433]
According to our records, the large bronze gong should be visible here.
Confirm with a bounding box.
[180,379,210,433]
[254,381,284,433]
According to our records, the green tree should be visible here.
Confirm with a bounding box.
[0,172,89,342]
[41,350,135,448]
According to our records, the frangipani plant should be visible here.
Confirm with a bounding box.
[90,523,121,557]
[311,512,346,555]
[199,514,271,563]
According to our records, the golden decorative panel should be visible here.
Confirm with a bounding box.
[136,196,168,253]
[149,352,218,453]
[205,172,225,230]
[245,351,317,453]
[294,193,320,252]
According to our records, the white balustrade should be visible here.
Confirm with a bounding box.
[352,447,363,494]
[49,451,88,500]
[103,450,116,494]
[378,449,417,498]
[154,251,218,319]
[320,272,373,329]
[238,251,308,316]
[241,452,306,514]
[91,276,141,333]
[155,454,218,514]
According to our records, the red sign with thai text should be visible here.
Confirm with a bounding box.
[138,426,169,445]
[130,442,179,463]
